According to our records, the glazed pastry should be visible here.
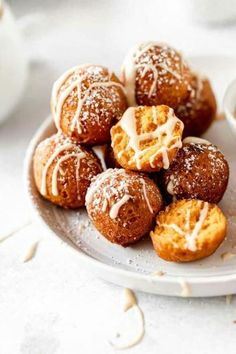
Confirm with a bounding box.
[150,199,227,262]
[121,41,191,108]
[33,133,102,208]
[162,137,229,204]
[111,105,184,172]
[51,64,127,145]
[176,73,217,137]
[86,169,163,246]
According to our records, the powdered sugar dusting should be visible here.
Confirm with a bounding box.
[85,169,155,223]
[51,64,126,137]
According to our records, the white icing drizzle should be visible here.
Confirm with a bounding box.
[109,288,144,350]
[0,220,32,243]
[160,201,209,252]
[86,169,154,222]
[122,41,183,106]
[160,223,185,236]
[51,152,85,196]
[167,175,175,195]
[40,142,85,197]
[109,305,144,350]
[122,288,137,312]
[185,202,208,251]
[109,194,131,219]
[141,179,153,213]
[92,145,107,171]
[179,278,191,297]
[183,136,211,145]
[85,169,125,205]
[116,106,183,170]
[102,198,108,212]
[51,64,125,133]
[152,105,158,124]
[22,241,39,263]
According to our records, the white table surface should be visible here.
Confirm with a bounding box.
[1,1,236,353]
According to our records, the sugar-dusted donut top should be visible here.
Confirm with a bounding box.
[122,41,189,106]
[37,133,100,198]
[51,64,126,134]
[86,168,155,221]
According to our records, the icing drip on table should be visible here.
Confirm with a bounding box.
[51,64,125,134]
[159,201,209,251]
[122,288,137,312]
[122,41,184,106]
[116,106,183,170]
[22,241,39,263]
[40,142,86,197]
[109,288,145,350]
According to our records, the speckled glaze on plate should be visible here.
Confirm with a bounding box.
[24,56,236,297]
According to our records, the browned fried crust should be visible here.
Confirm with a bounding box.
[162,142,229,204]
[86,169,163,246]
[33,134,102,208]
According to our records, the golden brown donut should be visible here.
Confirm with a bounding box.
[121,42,191,108]
[111,105,184,172]
[162,137,229,204]
[33,133,102,208]
[51,64,128,145]
[150,199,227,262]
[176,73,217,137]
[86,168,163,246]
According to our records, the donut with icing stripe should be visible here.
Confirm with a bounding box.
[121,42,191,108]
[51,64,128,145]
[33,133,102,208]
[86,169,163,246]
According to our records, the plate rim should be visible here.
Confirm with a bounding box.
[24,118,236,298]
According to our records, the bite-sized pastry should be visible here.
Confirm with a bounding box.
[33,133,102,208]
[121,41,191,108]
[51,64,128,145]
[111,105,184,172]
[86,168,163,246]
[176,73,217,137]
[162,137,229,204]
[150,199,227,262]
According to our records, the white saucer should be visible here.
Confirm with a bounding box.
[24,55,236,297]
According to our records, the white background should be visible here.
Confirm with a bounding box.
[1,1,236,353]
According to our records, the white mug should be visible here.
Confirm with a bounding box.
[0,1,27,123]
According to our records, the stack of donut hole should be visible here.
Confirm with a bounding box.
[33,42,229,263]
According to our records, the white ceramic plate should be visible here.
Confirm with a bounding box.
[24,55,236,297]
